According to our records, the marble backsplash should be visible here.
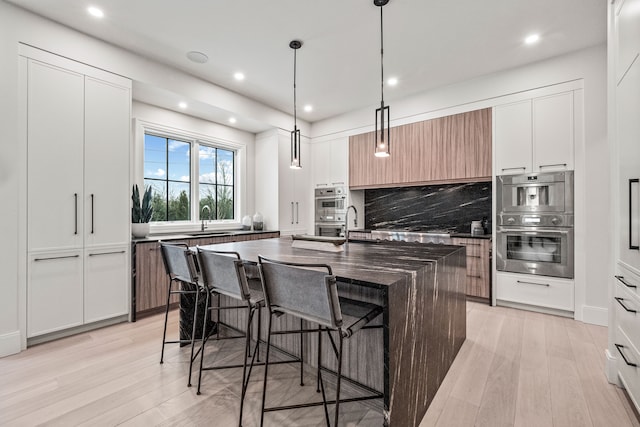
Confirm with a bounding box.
[364,182,492,233]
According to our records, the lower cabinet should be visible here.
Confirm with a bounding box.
[450,237,491,300]
[84,247,129,323]
[132,232,280,318]
[28,250,84,337]
[496,271,574,312]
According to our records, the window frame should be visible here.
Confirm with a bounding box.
[135,120,244,233]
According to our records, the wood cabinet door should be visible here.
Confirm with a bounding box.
[494,100,533,175]
[84,77,131,248]
[27,60,85,252]
[533,92,574,172]
[464,108,492,179]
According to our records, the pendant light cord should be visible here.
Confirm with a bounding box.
[380,4,384,107]
[293,47,297,129]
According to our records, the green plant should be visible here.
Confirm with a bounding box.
[132,184,153,223]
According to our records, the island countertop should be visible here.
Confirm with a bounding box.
[195,237,466,427]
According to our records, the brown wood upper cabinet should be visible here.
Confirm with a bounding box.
[349,108,492,189]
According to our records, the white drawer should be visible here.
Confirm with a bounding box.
[615,326,640,412]
[615,281,640,351]
[616,262,640,301]
[496,272,574,311]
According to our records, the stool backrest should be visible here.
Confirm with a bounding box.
[196,248,249,300]
[258,256,342,329]
[160,243,199,285]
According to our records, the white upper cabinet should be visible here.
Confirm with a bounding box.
[494,100,532,175]
[494,91,575,175]
[533,92,574,172]
[84,77,131,247]
[312,138,348,187]
[616,0,640,83]
[27,61,85,252]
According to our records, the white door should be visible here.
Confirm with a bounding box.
[533,92,574,172]
[278,134,296,235]
[27,60,84,252]
[84,77,131,247]
[494,100,532,175]
[84,246,129,323]
[292,140,311,234]
[27,251,84,337]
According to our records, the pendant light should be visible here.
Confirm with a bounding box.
[374,0,390,157]
[290,40,303,169]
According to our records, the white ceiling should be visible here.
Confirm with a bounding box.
[7,0,606,132]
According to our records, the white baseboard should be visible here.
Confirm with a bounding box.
[0,330,22,358]
[606,348,620,385]
[582,305,608,326]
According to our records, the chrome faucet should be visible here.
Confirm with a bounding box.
[344,205,358,242]
[201,205,211,231]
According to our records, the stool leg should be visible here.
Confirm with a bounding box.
[239,304,254,427]
[256,305,262,363]
[316,325,321,393]
[160,278,173,364]
[334,334,344,427]
[197,290,211,395]
[260,313,273,427]
[300,318,304,386]
[187,286,201,387]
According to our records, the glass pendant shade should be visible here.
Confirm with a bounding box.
[290,126,301,169]
[375,103,390,157]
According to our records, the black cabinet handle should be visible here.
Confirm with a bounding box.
[35,254,80,262]
[89,250,126,257]
[615,297,637,313]
[616,275,637,289]
[517,280,549,287]
[74,193,78,235]
[615,343,638,367]
[91,194,95,234]
[630,179,639,250]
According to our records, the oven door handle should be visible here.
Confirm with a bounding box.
[498,227,570,235]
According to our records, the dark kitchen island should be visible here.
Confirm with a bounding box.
[194,237,466,427]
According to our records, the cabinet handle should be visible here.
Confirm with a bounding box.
[296,202,299,224]
[89,250,126,257]
[467,274,482,279]
[501,167,526,172]
[331,182,345,185]
[468,255,482,259]
[615,343,638,367]
[34,254,80,262]
[616,275,637,289]
[91,194,95,234]
[615,297,637,313]
[539,163,567,169]
[74,193,78,235]
[291,202,294,224]
[629,179,639,250]
[516,280,550,287]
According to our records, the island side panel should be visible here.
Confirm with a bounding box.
[387,247,466,427]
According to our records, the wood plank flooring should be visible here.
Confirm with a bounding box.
[0,302,637,426]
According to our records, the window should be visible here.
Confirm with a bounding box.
[143,132,235,223]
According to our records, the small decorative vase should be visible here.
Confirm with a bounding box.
[131,223,150,238]
[241,215,252,230]
[252,212,264,231]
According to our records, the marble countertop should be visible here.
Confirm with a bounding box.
[349,229,492,240]
[196,236,465,288]
[131,229,278,243]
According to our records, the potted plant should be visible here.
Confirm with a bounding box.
[131,184,153,238]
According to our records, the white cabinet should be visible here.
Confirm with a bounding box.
[24,51,131,338]
[616,0,640,83]
[496,271,574,313]
[255,129,311,236]
[494,92,574,175]
[311,138,348,188]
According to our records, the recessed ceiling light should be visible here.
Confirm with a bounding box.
[228,117,237,124]
[178,102,187,109]
[303,105,313,112]
[234,72,245,81]
[87,6,104,18]
[186,51,208,64]
[525,34,540,45]
[387,77,398,86]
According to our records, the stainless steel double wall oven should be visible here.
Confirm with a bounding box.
[315,186,347,237]
[496,171,574,279]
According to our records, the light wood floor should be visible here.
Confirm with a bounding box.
[1,302,638,427]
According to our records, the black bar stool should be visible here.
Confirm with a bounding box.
[158,242,204,386]
[257,256,384,427]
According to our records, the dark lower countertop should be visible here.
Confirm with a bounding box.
[131,229,279,243]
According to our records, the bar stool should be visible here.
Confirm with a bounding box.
[158,242,204,386]
[257,256,384,427]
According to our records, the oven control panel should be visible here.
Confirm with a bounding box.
[497,214,573,227]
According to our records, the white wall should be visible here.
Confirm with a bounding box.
[312,45,609,325]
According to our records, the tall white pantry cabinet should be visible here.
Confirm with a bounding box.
[22,48,131,339]
[609,0,640,412]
